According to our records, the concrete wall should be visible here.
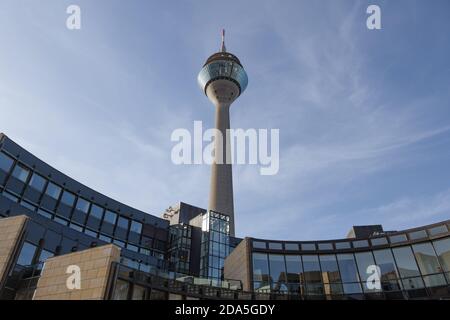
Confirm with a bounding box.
[223,237,251,291]
[34,244,120,300]
[0,215,28,289]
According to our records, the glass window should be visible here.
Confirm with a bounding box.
[253,241,266,249]
[99,234,112,243]
[12,164,30,182]
[412,243,442,275]
[285,243,299,250]
[318,243,333,250]
[428,225,448,236]
[104,210,117,224]
[301,243,316,251]
[268,254,286,285]
[371,237,388,246]
[433,238,450,272]
[84,229,98,238]
[353,240,369,248]
[335,242,351,249]
[408,230,427,240]
[45,182,61,199]
[0,152,14,172]
[285,255,302,284]
[131,285,146,300]
[54,216,68,226]
[29,173,46,192]
[252,253,270,282]
[61,191,76,207]
[402,277,424,290]
[38,249,54,263]
[302,255,323,295]
[268,242,282,250]
[319,254,341,283]
[423,274,447,288]
[127,244,139,252]
[117,216,130,230]
[90,204,104,219]
[2,191,19,202]
[355,252,380,292]
[75,198,90,213]
[337,254,360,283]
[17,242,37,266]
[69,223,83,232]
[130,220,142,234]
[113,239,125,248]
[390,234,408,243]
[392,246,421,278]
[373,249,400,281]
[113,280,130,300]
[37,209,52,219]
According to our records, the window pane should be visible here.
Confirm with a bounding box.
[61,191,76,207]
[252,253,269,282]
[423,274,447,288]
[428,225,448,236]
[118,216,129,230]
[104,210,117,224]
[302,255,323,295]
[392,246,421,278]
[12,164,30,182]
[131,285,146,300]
[285,255,302,284]
[390,234,407,243]
[75,198,90,213]
[268,242,282,250]
[335,242,351,249]
[301,243,316,251]
[113,280,129,300]
[285,243,299,250]
[130,220,142,234]
[46,182,61,199]
[38,249,54,263]
[337,254,360,283]
[412,243,442,275]
[268,254,286,285]
[433,238,450,272]
[17,242,37,266]
[29,173,46,192]
[373,249,400,281]
[0,152,14,172]
[319,254,341,283]
[354,252,376,282]
[371,237,388,246]
[353,240,369,248]
[318,243,333,250]
[401,277,424,290]
[408,230,427,240]
[90,204,104,219]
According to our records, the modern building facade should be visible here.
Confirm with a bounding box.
[0,34,449,300]
[1,133,450,300]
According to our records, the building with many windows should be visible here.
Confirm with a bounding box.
[1,133,450,300]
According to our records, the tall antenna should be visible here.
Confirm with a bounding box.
[221,29,226,52]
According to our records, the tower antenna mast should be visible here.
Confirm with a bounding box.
[221,29,226,52]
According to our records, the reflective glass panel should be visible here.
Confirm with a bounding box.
[392,246,421,278]
[319,254,341,283]
[75,198,90,213]
[104,210,117,224]
[29,173,46,192]
[432,238,450,272]
[0,152,14,172]
[268,254,286,284]
[61,191,76,207]
[373,249,400,281]
[412,242,442,275]
[285,255,302,284]
[252,253,270,282]
[337,254,360,283]
[12,164,30,182]
[45,182,61,199]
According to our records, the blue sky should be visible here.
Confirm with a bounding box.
[1,0,450,240]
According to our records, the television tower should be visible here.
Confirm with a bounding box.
[197,30,248,236]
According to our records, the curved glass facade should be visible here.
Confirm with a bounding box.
[246,221,450,299]
[197,60,248,95]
